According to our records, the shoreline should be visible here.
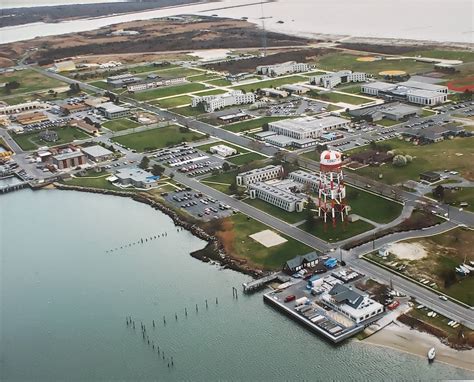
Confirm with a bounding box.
[360,321,474,372]
[28,183,474,374]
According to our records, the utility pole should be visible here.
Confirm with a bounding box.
[260,0,267,57]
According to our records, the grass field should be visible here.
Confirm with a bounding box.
[112,125,204,151]
[437,187,474,213]
[192,89,227,96]
[170,105,205,117]
[187,73,220,82]
[128,64,178,74]
[131,83,207,101]
[334,84,363,94]
[244,198,304,224]
[308,91,370,105]
[404,49,474,63]
[376,118,401,127]
[214,213,313,269]
[301,219,374,242]
[348,137,474,184]
[366,228,474,305]
[12,126,90,151]
[231,75,307,92]
[88,80,110,90]
[146,67,203,78]
[103,118,140,132]
[316,53,433,75]
[0,69,66,98]
[346,185,402,223]
[153,95,193,108]
[205,78,232,86]
[201,169,240,194]
[226,152,266,165]
[224,116,291,133]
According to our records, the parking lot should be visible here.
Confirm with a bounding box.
[151,143,225,177]
[164,188,234,221]
[438,101,474,117]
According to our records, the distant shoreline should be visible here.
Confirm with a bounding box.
[0,0,208,28]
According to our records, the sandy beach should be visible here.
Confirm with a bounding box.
[362,321,474,372]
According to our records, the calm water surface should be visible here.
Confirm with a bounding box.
[1,189,473,380]
[0,0,472,44]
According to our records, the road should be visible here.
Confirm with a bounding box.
[21,65,474,327]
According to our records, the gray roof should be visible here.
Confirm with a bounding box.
[285,252,319,270]
[329,284,364,308]
[398,80,447,92]
[81,145,113,158]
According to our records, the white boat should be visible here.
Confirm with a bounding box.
[428,347,436,362]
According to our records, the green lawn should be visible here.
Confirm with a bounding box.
[145,67,203,78]
[346,185,402,223]
[301,219,374,242]
[421,109,437,117]
[153,95,193,108]
[192,89,227,96]
[131,83,208,101]
[88,80,111,90]
[376,118,401,127]
[349,137,474,184]
[112,125,204,151]
[11,126,90,151]
[304,71,327,76]
[224,116,291,133]
[226,152,266,165]
[63,174,122,191]
[170,105,205,117]
[231,75,307,92]
[201,170,240,194]
[404,49,474,63]
[316,53,434,75]
[244,198,304,224]
[205,78,232,86]
[129,64,178,74]
[437,187,474,213]
[308,91,370,105]
[335,85,363,94]
[103,118,140,132]
[0,69,66,99]
[219,213,313,269]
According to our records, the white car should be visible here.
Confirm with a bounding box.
[439,295,448,301]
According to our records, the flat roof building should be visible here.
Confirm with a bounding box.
[52,149,86,170]
[268,116,350,140]
[209,144,237,157]
[248,181,305,212]
[191,91,255,113]
[256,61,310,77]
[1,101,50,115]
[311,70,367,89]
[349,102,421,121]
[361,81,448,106]
[97,102,131,119]
[115,167,159,189]
[236,164,283,186]
[81,145,114,162]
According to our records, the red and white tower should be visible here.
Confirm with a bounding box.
[318,150,348,226]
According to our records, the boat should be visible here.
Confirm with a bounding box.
[427,347,436,362]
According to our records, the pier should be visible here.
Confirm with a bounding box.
[242,273,290,294]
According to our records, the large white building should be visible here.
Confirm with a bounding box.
[311,70,367,89]
[127,77,186,92]
[361,80,448,106]
[191,91,255,113]
[268,116,350,140]
[236,164,283,186]
[288,170,320,191]
[322,284,384,324]
[248,181,305,212]
[0,101,50,115]
[97,102,131,119]
[209,144,237,157]
[256,61,310,77]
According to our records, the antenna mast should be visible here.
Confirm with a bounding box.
[260,0,267,57]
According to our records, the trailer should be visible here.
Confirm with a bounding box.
[295,296,309,306]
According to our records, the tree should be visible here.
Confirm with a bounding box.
[392,154,407,167]
[222,162,230,172]
[139,156,150,170]
[228,181,238,194]
[67,82,81,96]
[262,123,269,131]
[151,164,165,176]
[433,185,445,201]
[179,125,190,134]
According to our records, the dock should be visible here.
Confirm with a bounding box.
[242,273,290,294]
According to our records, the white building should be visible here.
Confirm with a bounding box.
[191,91,255,113]
[249,181,305,212]
[288,170,320,191]
[311,70,367,89]
[115,167,158,189]
[268,116,350,140]
[322,284,384,324]
[236,165,283,186]
[0,101,50,115]
[256,61,310,77]
[97,102,131,119]
[209,144,237,157]
[361,81,448,106]
[127,77,186,92]
[81,145,114,162]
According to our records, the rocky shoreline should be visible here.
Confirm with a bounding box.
[52,183,265,278]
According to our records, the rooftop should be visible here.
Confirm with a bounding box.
[81,145,113,158]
